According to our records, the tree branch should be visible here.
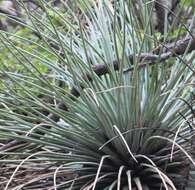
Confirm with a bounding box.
[155,0,165,33]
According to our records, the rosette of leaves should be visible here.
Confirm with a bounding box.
[0,0,194,189]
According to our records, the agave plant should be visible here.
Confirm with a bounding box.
[0,0,194,189]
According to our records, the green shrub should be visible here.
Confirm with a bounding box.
[0,0,194,189]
